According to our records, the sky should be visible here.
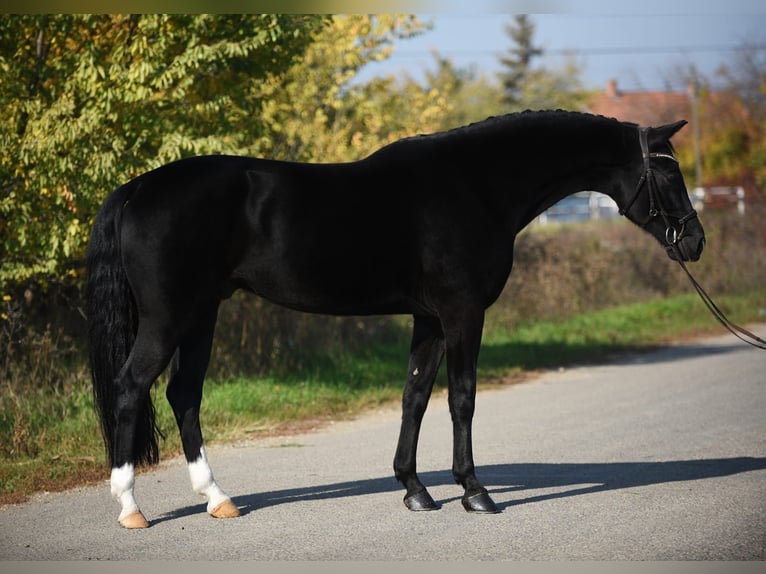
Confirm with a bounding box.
[7,1,764,93]
[357,10,766,93]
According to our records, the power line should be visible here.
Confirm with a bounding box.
[549,45,766,56]
[390,44,766,59]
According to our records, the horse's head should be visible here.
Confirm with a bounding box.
[618,121,705,262]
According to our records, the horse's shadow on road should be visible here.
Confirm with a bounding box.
[153,456,766,525]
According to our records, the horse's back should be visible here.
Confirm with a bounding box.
[233,158,423,314]
[116,155,421,316]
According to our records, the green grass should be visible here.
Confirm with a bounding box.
[1,289,764,504]
[174,343,410,446]
[482,290,765,374]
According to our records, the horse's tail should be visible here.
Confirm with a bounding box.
[86,181,161,468]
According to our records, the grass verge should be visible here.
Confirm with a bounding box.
[1,289,764,505]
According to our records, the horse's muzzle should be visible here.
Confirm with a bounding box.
[667,234,705,262]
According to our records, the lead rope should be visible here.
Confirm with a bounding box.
[669,242,766,350]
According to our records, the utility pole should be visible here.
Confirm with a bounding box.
[687,80,704,189]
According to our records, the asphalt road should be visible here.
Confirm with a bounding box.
[2,327,765,560]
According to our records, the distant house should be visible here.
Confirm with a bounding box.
[586,79,693,130]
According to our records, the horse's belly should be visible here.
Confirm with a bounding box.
[231,251,414,316]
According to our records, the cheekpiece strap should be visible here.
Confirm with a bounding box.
[639,127,651,171]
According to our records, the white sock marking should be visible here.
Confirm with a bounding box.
[111,463,140,521]
[188,446,231,513]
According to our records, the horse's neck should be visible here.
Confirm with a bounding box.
[492,126,631,231]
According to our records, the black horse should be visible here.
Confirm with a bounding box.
[87,110,705,528]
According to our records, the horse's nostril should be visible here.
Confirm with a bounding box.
[685,236,706,262]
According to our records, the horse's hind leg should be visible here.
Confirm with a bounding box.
[394,315,445,510]
[166,304,240,520]
[111,321,178,528]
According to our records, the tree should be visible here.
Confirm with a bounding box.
[0,15,327,293]
[669,45,766,197]
[514,54,588,112]
[421,52,505,130]
[252,15,449,164]
[713,41,766,195]
[497,15,543,107]
[495,15,586,113]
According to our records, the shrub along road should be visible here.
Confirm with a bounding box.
[1,327,765,560]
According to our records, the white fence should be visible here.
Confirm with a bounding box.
[691,186,745,215]
[537,191,619,225]
[538,186,747,225]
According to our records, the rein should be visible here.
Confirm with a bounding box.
[622,127,766,351]
[672,248,766,350]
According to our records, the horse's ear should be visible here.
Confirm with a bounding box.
[655,120,688,140]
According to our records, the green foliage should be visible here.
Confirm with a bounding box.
[514,55,589,112]
[419,54,506,129]
[716,41,766,192]
[674,46,766,194]
[0,14,327,291]
[253,15,446,163]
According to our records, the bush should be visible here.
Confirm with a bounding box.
[487,204,766,333]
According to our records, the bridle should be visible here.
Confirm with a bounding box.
[618,127,766,350]
[618,127,699,253]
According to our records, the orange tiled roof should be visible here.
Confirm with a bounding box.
[585,79,692,130]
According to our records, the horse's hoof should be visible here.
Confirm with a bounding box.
[119,511,150,529]
[404,489,439,511]
[462,491,500,514]
[210,499,241,519]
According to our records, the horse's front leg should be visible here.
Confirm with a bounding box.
[442,307,499,513]
[394,315,445,510]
